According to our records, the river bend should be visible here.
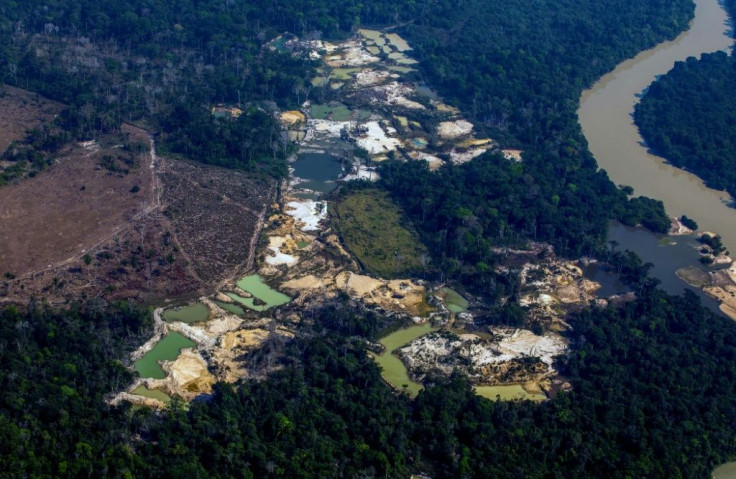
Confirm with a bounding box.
[578,0,734,252]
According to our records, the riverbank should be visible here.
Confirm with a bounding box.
[579,0,734,253]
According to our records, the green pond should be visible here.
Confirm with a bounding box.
[131,385,172,403]
[311,76,329,87]
[162,303,209,324]
[373,324,545,401]
[227,275,290,312]
[387,66,416,74]
[384,33,412,52]
[134,332,196,379]
[714,462,736,479]
[474,384,546,401]
[269,36,288,52]
[311,103,352,121]
[330,68,361,81]
[440,287,469,313]
[371,323,437,397]
[408,138,428,149]
[357,29,384,43]
[214,300,245,316]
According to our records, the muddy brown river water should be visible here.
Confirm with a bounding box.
[578,0,734,252]
[580,1,736,474]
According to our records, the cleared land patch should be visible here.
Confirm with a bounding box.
[160,160,276,283]
[0,85,65,185]
[0,125,153,278]
[0,85,63,154]
[1,125,276,304]
[331,189,428,277]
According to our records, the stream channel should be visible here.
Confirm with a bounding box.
[578,0,735,474]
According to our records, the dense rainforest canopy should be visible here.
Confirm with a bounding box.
[633,0,736,197]
[2,0,736,477]
[635,51,736,198]
[377,0,686,269]
[3,288,736,477]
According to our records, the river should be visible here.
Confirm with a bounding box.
[579,0,735,474]
[578,0,734,252]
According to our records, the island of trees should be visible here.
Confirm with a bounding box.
[635,50,736,199]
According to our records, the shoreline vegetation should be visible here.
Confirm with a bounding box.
[631,0,736,323]
[635,51,736,199]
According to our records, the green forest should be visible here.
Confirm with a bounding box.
[3,0,736,477]
[375,0,686,276]
[635,50,736,198]
[379,153,670,292]
[3,288,736,477]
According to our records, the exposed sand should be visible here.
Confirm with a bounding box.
[220,328,270,350]
[338,272,384,296]
[280,110,306,127]
[342,165,380,182]
[281,274,327,290]
[354,69,397,87]
[450,147,488,165]
[354,121,402,154]
[459,138,494,148]
[370,82,425,110]
[705,285,736,318]
[309,119,354,137]
[285,200,328,231]
[720,303,736,321]
[265,236,299,266]
[324,40,380,67]
[493,329,568,366]
[502,149,523,162]
[163,349,215,399]
[437,120,473,139]
[111,391,167,409]
[407,151,444,170]
[334,272,428,315]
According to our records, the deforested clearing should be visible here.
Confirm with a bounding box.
[0,85,63,155]
[0,125,154,278]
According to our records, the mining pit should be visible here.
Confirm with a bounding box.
[114,29,610,408]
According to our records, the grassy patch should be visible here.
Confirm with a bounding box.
[332,189,428,277]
